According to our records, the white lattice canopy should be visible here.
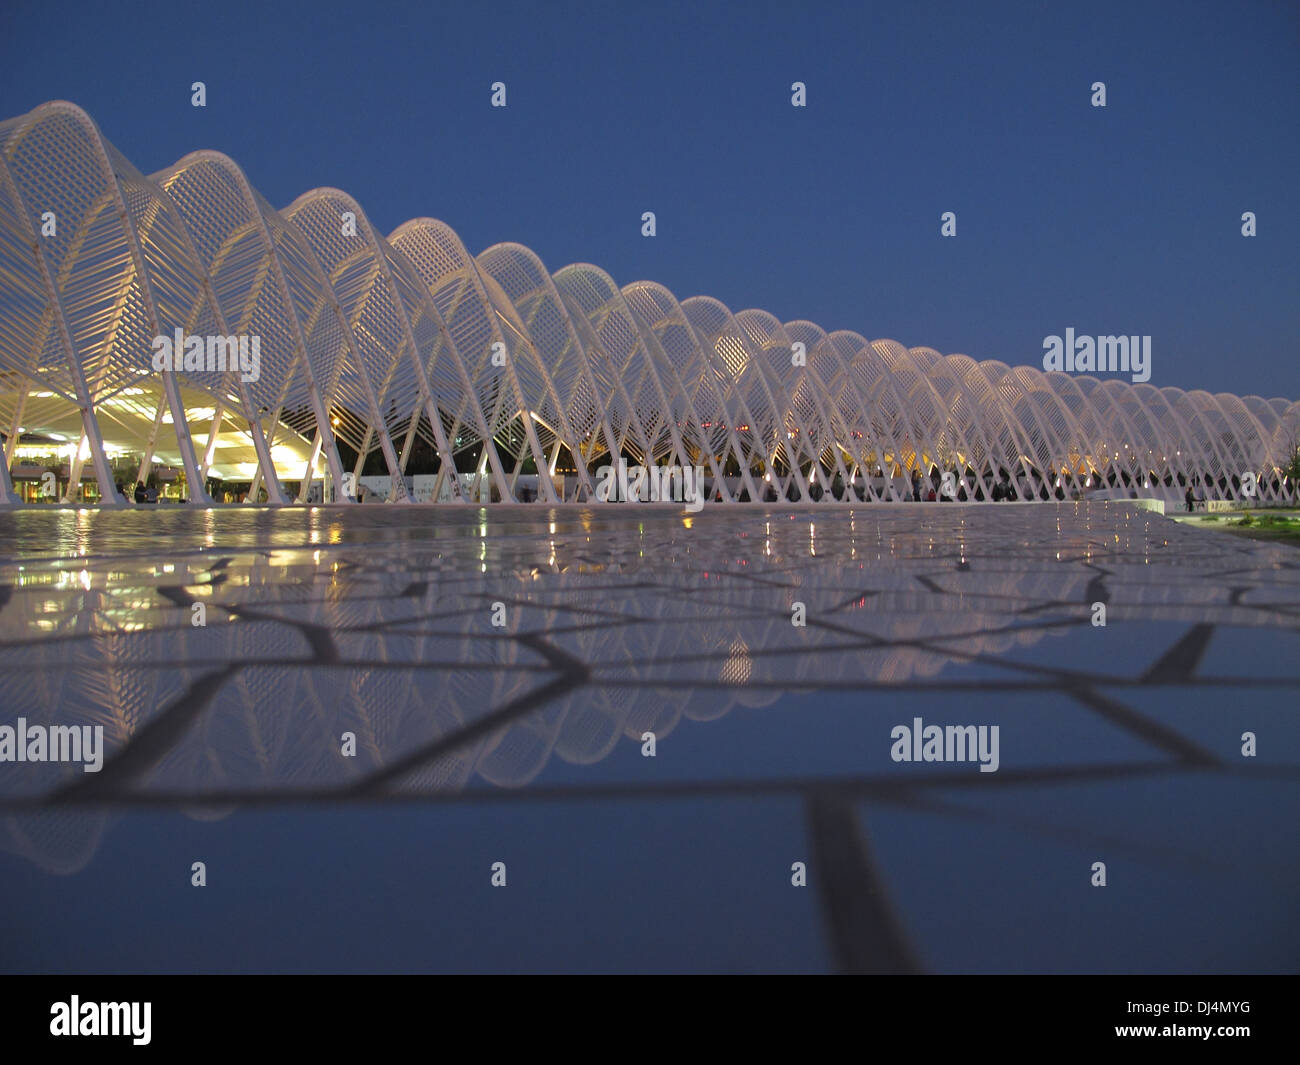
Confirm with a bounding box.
[1,102,1295,505]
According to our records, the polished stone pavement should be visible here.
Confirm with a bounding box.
[0,502,1296,972]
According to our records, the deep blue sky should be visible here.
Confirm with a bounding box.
[1,0,1296,398]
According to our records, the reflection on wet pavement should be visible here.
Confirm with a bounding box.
[0,502,1296,972]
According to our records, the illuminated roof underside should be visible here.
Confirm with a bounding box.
[1,102,1295,505]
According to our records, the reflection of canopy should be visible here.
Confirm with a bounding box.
[1,101,1295,506]
[1,501,1294,875]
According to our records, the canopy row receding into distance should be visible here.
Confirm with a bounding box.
[1,102,1295,506]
